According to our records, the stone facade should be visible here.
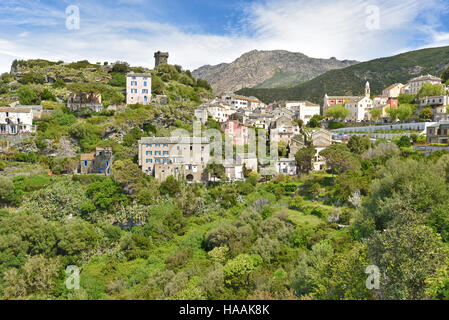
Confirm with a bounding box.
[154,51,169,68]
[138,136,210,182]
[67,92,103,112]
[79,147,113,175]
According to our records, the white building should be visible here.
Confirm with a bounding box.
[346,97,374,122]
[275,158,297,176]
[236,153,258,172]
[401,74,442,95]
[286,101,321,124]
[0,107,35,134]
[126,73,152,105]
[222,95,264,111]
[207,103,236,122]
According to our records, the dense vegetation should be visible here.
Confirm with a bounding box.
[237,46,449,103]
[1,58,449,301]
[2,131,449,299]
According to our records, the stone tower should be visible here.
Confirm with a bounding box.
[154,51,169,68]
[365,81,371,98]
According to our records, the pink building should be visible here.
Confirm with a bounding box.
[221,120,249,146]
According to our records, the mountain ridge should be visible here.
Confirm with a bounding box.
[236,46,449,104]
[192,49,359,94]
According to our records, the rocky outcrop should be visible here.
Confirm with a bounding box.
[192,50,358,94]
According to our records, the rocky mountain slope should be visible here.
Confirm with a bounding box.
[237,46,449,104]
[192,50,358,94]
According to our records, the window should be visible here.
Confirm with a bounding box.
[83,160,89,167]
[105,161,109,167]
[144,82,147,86]
[146,151,149,156]
[144,96,147,102]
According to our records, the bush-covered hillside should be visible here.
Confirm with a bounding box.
[237,46,449,103]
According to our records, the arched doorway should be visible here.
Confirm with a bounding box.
[186,174,194,182]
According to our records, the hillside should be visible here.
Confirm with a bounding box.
[236,46,449,104]
[192,50,358,94]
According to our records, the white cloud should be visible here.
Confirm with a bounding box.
[0,0,448,74]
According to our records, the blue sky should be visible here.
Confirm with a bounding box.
[1,0,449,73]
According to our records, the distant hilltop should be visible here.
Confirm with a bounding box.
[192,49,359,94]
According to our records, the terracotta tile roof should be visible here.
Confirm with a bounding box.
[0,108,32,113]
[80,153,95,161]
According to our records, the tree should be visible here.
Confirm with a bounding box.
[367,222,448,300]
[40,88,56,101]
[397,104,414,121]
[246,171,260,186]
[326,105,350,120]
[17,86,40,105]
[385,106,399,121]
[151,75,165,95]
[319,144,360,174]
[347,135,371,155]
[420,107,433,120]
[398,93,416,105]
[441,66,449,84]
[223,254,262,289]
[159,175,181,197]
[108,72,126,87]
[307,115,324,128]
[369,108,382,122]
[112,61,130,74]
[295,146,316,173]
[278,141,288,157]
[205,163,225,182]
[417,82,446,98]
[86,178,128,212]
[396,135,412,148]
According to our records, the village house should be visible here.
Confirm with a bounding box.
[222,94,264,111]
[221,120,250,146]
[247,112,273,129]
[207,103,235,123]
[324,82,371,117]
[0,107,35,134]
[79,147,113,175]
[272,107,294,120]
[426,121,449,144]
[223,158,244,181]
[67,92,103,112]
[401,74,442,95]
[382,83,405,98]
[126,73,152,105]
[346,96,374,122]
[138,136,210,182]
[417,95,449,119]
[236,153,258,172]
[288,134,307,158]
[310,128,332,171]
[285,101,321,125]
[270,116,300,143]
[275,158,297,176]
